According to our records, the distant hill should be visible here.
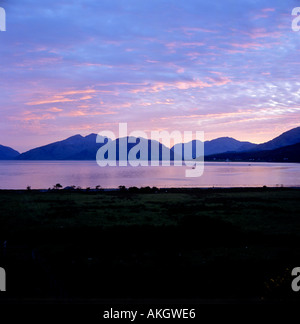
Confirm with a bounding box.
[16,134,99,160]
[69,136,176,161]
[205,142,300,163]
[172,137,257,158]
[205,137,257,155]
[174,127,300,159]
[252,127,300,151]
[16,134,176,161]
[0,145,20,160]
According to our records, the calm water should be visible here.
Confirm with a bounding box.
[0,161,299,189]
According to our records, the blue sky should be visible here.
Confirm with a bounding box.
[0,0,300,152]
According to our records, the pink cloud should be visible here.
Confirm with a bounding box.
[26,89,97,106]
[231,42,264,49]
[165,41,205,50]
[23,114,55,121]
[26,97,77,106]
[63,109,117,118]
[252,8,275,20]
[177,67,185,73]
[60,90,97,95]
[47,107,63,112]
[79,95,93,100]
[172,27,217,36]
[130,76,231,94]
[246,28,281,39]
[262,8,275,12]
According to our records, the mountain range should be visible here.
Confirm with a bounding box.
[204,127,300,163]
[205,142,300,163]
[14,135,175,161]
[171,137,256,158]
[0,126,299,162]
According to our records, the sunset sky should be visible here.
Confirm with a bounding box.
[0,0,300,152]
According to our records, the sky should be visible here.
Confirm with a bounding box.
[0,0,300,152]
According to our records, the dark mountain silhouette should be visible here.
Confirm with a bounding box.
[174,127,300,159]
[16,134,99,160]
[251,127,300,151]
[17,135,255,161]
[205,137,257,155]
[0,145,20,160]
[204,126,300,162]
[171,137,256,158]
[69,136,177,161]
[205,142,300,163]
[16,134,177,161]
[12,126,300,162]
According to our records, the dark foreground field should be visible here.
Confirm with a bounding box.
[0,187,300,303]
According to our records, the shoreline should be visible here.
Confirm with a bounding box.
[1,186,300,192]
[1,159,299,163]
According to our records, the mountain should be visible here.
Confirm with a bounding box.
[204,137,257,155]
[205,142,300,163]
[252,127,300,151]
[0,144,20,160]
[16,134,176,161]
[16,134,99,160]
[171,137,257,158]
[69,136,176,161]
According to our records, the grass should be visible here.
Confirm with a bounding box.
[0,187,300,302]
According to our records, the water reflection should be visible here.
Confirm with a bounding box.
[0,161,299,189]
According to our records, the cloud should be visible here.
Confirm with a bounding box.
[26,97,77,106]
[262,8,275,12]
[130,75,231,94]
[0,0,299,150]
[25,89,97,106]
[246,28,282,39]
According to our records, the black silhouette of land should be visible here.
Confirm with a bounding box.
[0,187,300,303]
